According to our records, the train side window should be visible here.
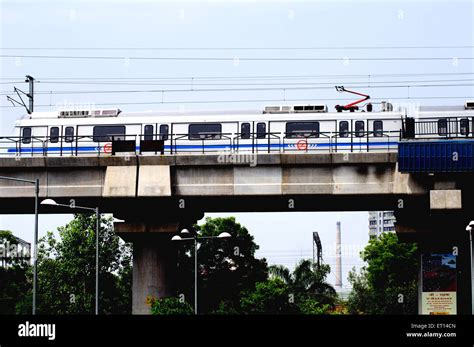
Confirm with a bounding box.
[339,121,349,137]
[355,121,365,137]
[285,122,319,138]
[65,127,74,143]
[438,119,448,136]
[373,120,383,137]
[188,123,222,140]
[93,125,125,142]
[460,118,470,136]
[256,122,266,139]
[50,127,59,143]
[22,127,32,144]
[159,124,169,141]
[144,125,154,141]
[241,123,251,139]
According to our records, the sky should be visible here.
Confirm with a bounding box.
[0,0,473,288]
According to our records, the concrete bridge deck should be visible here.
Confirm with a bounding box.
[0,152,433,214]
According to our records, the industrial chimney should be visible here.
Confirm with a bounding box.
[335,221,342,288]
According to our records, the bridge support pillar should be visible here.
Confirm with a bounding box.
[114,219,199,314]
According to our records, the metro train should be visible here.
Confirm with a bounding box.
[2,100,474,157]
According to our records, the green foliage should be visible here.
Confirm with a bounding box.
[211,300,240,315]
[175,217,268,314]
[0,230,31,314]
[269,259,337,308]
[347,232,418,315]
[240,278,297,314]
[36,214,132,314]
[149,297,193,315]
[297,298,331,315]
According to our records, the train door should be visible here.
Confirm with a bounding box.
[254,121,269,153]
[352,120,368,152]
[336,120,350,152]
[60,125,77,156]
[367,119,400,152]
[159,124,170,154]
[236,122,253,153]
[140,123,156,155]
[19,126,48,156]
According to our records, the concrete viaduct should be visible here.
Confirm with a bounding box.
[0,152,472,314]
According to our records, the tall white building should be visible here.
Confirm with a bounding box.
[368,211,396,238]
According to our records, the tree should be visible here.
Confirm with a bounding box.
[347,232,418,315]
[0,230,31,314]
[269,259,337,308]
[149,297,193,315]
[175,217,268,314]
[240,278,297,314]
[36,214,132,314]
[269,259,336,314]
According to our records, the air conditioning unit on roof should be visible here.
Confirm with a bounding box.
[465,101,474,110]
[263,105,291,114]
[292,104,327,113]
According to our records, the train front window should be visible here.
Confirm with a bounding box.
[438,119,448,136]
[460,118,470,136]
[50,127,59,143]
[22,127,32,144]
[241,123,251,139]
[339,121,349,137]
[188,123,222,140]
[93,125,126,142]
[159,124,169,141]
[373,120,383,137]
[355,121,365,137]
[65,127,74,143]
[144,125,154,141]
[256,122,266,139]
[286,122,320,138]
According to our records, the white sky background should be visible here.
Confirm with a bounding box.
[0,0,473,288]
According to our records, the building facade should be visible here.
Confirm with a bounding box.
[368,211,396,238]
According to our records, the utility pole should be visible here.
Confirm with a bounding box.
[6,75,35,114]
[26,75,34,114]
[335,221,342,289]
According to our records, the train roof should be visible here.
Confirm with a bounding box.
[22,103,405,120]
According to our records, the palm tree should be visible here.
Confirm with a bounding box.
[269,259,336,306]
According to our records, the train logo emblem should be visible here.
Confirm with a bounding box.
[297,140,308,151]
[103,143,112,154]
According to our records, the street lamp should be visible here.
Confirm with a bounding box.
[172,228,231,315]
[0,176,39,315]
[465,221,474,315]
[41,198,100,315]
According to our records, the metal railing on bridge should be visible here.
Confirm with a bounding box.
[0,130,402,157]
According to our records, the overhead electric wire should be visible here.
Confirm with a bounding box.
[19,77,474,87]
[1,55,473,61]
[1,82,472,96]
[2,72,474,81]
[2,45,474,50]
[1,95,472,108]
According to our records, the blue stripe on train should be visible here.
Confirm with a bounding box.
[7,141,398,153]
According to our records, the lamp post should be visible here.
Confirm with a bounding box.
[41,198,100,315]
[465,221,474,315]
[0,176,39,315]
[172,228,231,315]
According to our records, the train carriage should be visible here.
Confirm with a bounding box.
[2,100,472,158]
